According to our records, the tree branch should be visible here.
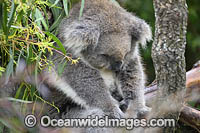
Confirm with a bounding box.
[145,64,200,131]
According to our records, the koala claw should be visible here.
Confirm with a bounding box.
[119,99,130,113]
[119,102,128,113]
[137,106,151,118]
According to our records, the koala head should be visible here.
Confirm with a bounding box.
[81,31,132,72]
[59,0,152,71]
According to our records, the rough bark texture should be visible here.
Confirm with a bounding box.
[145,63,200,104]
[180,105,200,132]
[152,0,188,96]
[148,0,188,132]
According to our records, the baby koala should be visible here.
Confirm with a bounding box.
[100,43,151,118]
[117,48,151,118]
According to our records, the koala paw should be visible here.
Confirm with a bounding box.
[119,99,130,113]
[119,101,128,113]
[105,106,125,119]
[137,106,151,118]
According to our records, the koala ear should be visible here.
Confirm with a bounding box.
[131,17,152,48]
[138,20,152,48]
[59,20,100,54]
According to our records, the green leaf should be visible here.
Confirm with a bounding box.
[35,8,49,31]
[45,31,66,55]
[79,0,85,19]
[7,0,18,30]
[50,0,60,8]
[22,87,28,101]
[5,49,14,83]
[0,2,3,29]
[15,83,24,99]
[40,5,49,26]
[0,67,5,72]
[58,60,67,76]
[16,10,23,24]
[63,0,69,16]
[5,97,33,103]
[26,44,33,64]
[49,0,62,19]
[32,51,42,98]
[0,119,12,131]
[49,10,64,32]
[2,2,8,40]
[0,67,5,77]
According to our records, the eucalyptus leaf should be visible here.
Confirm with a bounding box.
[5,49,14,84]
[45,31,66,55]
[58,60,67,76]
[7,0,18,30]
[35,8,48,31]
[63,0,69,16]
[79,0,85,19]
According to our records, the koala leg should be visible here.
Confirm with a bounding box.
[60,107,114,133]
[118,56,151,118]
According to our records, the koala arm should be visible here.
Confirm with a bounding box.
[116,15,152,115]
[118,53,150,117]
[65,64,125,119]
[59,19,100,54]
[119,55,144,103]
[41,60,124,119]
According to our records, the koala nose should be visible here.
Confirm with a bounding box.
[111,61,122,72]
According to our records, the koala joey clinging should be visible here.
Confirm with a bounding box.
[40,0,152,123]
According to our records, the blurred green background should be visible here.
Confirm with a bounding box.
[123,0,200,83]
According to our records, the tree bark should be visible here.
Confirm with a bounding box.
[147,0,188,132]
[144,64,200,132]
[145,87,200,132]
[180,105,200,132]
[145,64,200,104]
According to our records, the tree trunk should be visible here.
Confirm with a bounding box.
[144,63,200,132]
[147,0,188,132]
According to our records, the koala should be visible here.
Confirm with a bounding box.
[0,0,152,132]
[36,0,152,132]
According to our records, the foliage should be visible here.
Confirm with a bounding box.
[0,0,82,120]
[0,0,85,131]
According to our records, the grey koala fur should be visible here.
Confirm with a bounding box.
[37,0,152,132]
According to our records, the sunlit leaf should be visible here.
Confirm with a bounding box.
[5,97,33,103]
[50,0,60,8]
[35,8,48,31]
[7,0,18,30]
[26,44,33,64]
[63,0,69,16]
[45,31,66,55]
